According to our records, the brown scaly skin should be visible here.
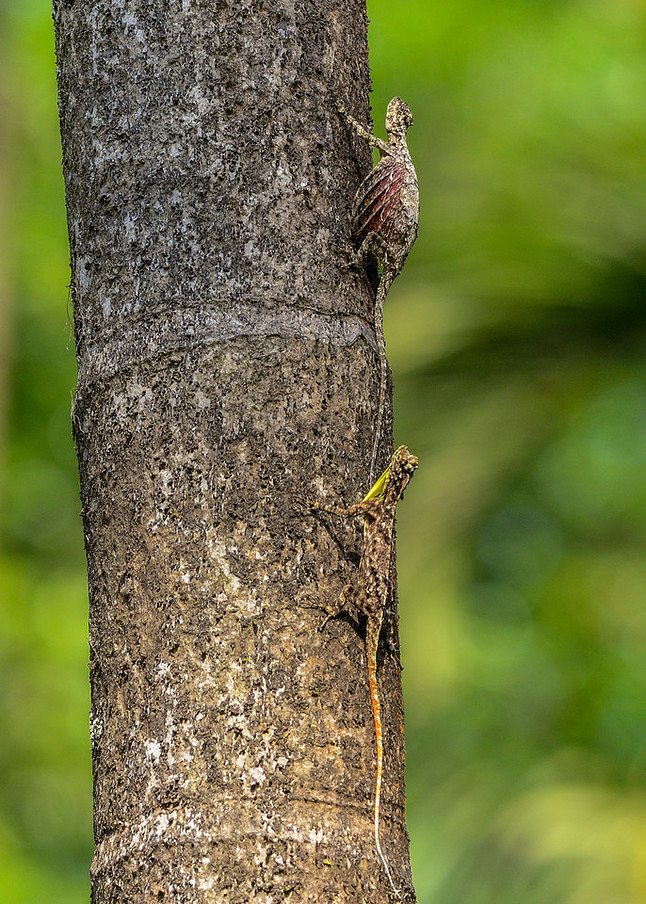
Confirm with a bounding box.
[339,99,420,485]
[313,445,419,899]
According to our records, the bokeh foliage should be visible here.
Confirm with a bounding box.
[1,2,91,903]
[2,1,646,901]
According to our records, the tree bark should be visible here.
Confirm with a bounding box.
[53,1,415,900]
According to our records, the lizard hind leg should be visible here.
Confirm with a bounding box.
[333,233,389,273]
[350,232,391,270]
[319,581,356,632]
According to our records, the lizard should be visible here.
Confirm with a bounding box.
[338,98,420,486]
[312,445,419,898]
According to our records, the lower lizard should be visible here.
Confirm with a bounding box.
[313,445,419,897]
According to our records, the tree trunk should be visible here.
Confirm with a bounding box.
[52,1,416,901]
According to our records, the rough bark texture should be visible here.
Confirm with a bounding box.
[52,1,415,901]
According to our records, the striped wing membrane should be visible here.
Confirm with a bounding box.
[352,156,407,250]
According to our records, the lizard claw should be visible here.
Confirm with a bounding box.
[319,610,335,632]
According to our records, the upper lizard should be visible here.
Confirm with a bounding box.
[339,98,420,484]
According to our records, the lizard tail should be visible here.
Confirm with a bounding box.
[368,640,401,899]
[369,279,391,485]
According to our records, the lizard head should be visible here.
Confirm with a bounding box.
[390,445,418,480]
[385,97,414,141]
[365,445,417,503]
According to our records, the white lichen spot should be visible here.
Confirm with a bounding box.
[188,84,212,115]
[153,811,171,838]
[89,713,104,744]
[122,11,148,52]
[134,27,147,50]
[144,739,161,763]
[184,811,203,838]
[308,827,325,845]
[193,389,211,409]
[249,766,266,786]
[76,256,91,292]
[253,840,269,868]
[101,294,112,318]
[123,212,138,241]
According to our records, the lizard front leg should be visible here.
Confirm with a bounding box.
[307,497,367,627]
[319,580,357,632]
[338,105,392,157]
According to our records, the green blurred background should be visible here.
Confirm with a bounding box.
[2,1,646,901]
